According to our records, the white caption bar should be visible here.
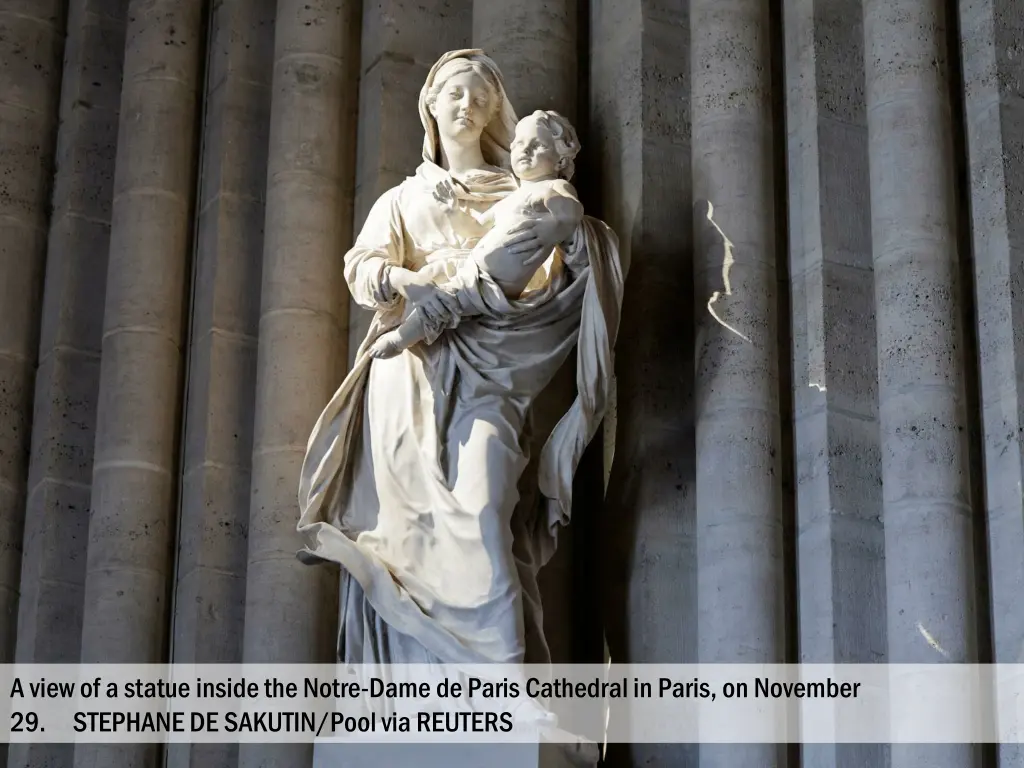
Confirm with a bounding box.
[1,664,1022,744]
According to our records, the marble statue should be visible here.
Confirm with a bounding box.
[295,49,624,674]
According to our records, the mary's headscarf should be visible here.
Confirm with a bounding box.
[419,49,519,170]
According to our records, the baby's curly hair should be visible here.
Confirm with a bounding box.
[527,110,581,181]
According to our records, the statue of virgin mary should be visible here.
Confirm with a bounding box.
[296,49,625,671]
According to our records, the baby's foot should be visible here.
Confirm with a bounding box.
[368,331,403,359]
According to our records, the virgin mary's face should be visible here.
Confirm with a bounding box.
[431,70,496,144]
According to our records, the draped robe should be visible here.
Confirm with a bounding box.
[296,160,623,668]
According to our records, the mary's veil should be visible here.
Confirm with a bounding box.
[418,49,519,171]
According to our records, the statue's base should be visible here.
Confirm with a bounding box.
[312,737,599,768]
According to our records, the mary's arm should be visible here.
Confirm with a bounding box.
[343,187,405,311]
[344,184,462,324]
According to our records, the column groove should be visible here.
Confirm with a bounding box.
[168,1,275,766]
[238,1,361,766]
[593,0,695,764]
[0,0,67,667]
[73,1,206,765]
[864,0,980,764]
[691,0,785,765]
[959,0,1023,761]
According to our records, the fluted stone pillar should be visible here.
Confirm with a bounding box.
[691,0,784,765]
[167,2,275,768]
[472,0,576,119]
[783,0,887,766]
[865,0,978,766]
[73,0,205,765]
[960,1,1023,764]
[238,1,359,766]
[473,0,582,665]
[0,0,67,662]
[347,0,471,358]
[11,9,128,768]
[592,0,694,764]
[14,0,126,667]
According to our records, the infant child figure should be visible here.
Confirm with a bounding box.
[368,110,585,359]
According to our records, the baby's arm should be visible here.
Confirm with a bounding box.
[466,206,496,227]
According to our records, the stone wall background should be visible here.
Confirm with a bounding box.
[0,0,1021,767]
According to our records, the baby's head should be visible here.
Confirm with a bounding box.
[510,110,581,182]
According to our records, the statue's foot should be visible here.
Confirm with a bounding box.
[368,332,403,359]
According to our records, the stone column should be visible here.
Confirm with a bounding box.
[73,0,205,764]
[865,0,978,766]
[0,0,66,661]
[167,2,275,768]
[347,0,471,357]
[472,0,576,119]
[959,1,1023,765]
[237,1,359,766]
[14,0,126,667]
[591,0,694,764]
[473,0,582,665]
[783,1,887,765]
[12,0,127,714]
[691,0,784,765]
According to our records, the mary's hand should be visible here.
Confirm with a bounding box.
[500,215,570,255]
[388,267,457,325]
